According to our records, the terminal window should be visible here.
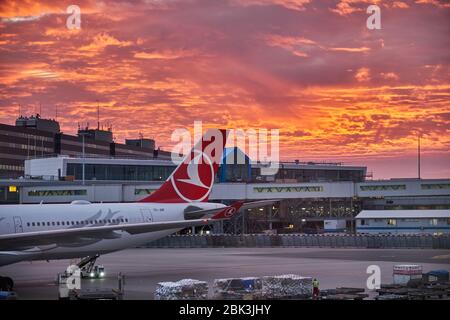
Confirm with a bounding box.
[421,183,450,190]
[135,188,157,195]
[28,189,87,197]
[66,163,174,181]
[387,219,397,226]
[0,186,20,204]
[253,186,323,193]
[360,185,406,191]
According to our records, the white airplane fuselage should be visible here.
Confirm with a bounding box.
[0,201,225,266]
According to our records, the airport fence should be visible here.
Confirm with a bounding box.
[143,234,450,249]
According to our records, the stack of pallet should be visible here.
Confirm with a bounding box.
[376,282,450,300]
[261,274,312,299]
[213,277,263,300]
[154,279,208,300]
[393,265,423,285]
[321,287,368,300]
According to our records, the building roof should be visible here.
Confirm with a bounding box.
[253,162,366,171]
[356,210,450,219]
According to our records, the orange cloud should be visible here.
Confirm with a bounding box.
[0,0,98,18]
[354,68,371,82]
[380,72,400,80]
[329,47,371,53]
[231,0,310,11]
[134,49,196,60]
[78,33,132,56]
[391,1,410,8]
[264,35,317,57]
[0,0,448,179]
[415,0,450,8]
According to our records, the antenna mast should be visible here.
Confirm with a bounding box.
[97,101,100,130]
[418,133,421,179]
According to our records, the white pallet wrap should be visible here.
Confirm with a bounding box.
[393,265,423,285]
[261,274,313,299]
[154,279,208,300]
[213,277,263,299]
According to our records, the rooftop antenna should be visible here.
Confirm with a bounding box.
[418,132,421,179]
[97,100,100,130]
[55,105,58,121]
[39,102,42,116]
[18,104,21,117]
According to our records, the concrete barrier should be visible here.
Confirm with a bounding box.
[433,236,444,249]
[413,236,421,248]
[270,235,280,247]
[330,235,338,248]
[254,235,262,247]
[223,235,231,247]
[419,235,428,248]
[336,235,344,247]
[143,234,450,249]
[294,235,302,247]
[281,235,290,247]
[343,235,351,247]
[404,236,411,248]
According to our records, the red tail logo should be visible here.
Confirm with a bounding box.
[140,129,227,203]
[212,201,244,220]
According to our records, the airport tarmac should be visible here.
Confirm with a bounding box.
[2,247,450,300]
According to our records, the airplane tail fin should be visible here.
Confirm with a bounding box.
[139,129,228,203]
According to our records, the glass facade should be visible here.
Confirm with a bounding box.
[0,186,20,204]
[66,163,175,181]
[251,167,365,183]
[134,188,158,195]
[360,184,406,191]
[219,164,251,182]
[422,183,450,190]
[253,186,324,193]
[65,162,365,183]
[28,189,87,197]
[241,197,361,234]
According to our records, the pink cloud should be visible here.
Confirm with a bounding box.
[0,0,448,178]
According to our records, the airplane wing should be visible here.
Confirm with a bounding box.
[240,199,279,210]
[0,202,245,251]
[185,199,279,219]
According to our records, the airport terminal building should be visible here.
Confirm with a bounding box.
[1,154,449,235]
[0,114,171,179]
[0,116,449,235]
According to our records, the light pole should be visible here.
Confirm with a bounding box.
[78,131,89,185]
[82,134,85,185]
[418,133,421,180]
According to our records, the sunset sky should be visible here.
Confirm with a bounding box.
[0,0,449,179]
